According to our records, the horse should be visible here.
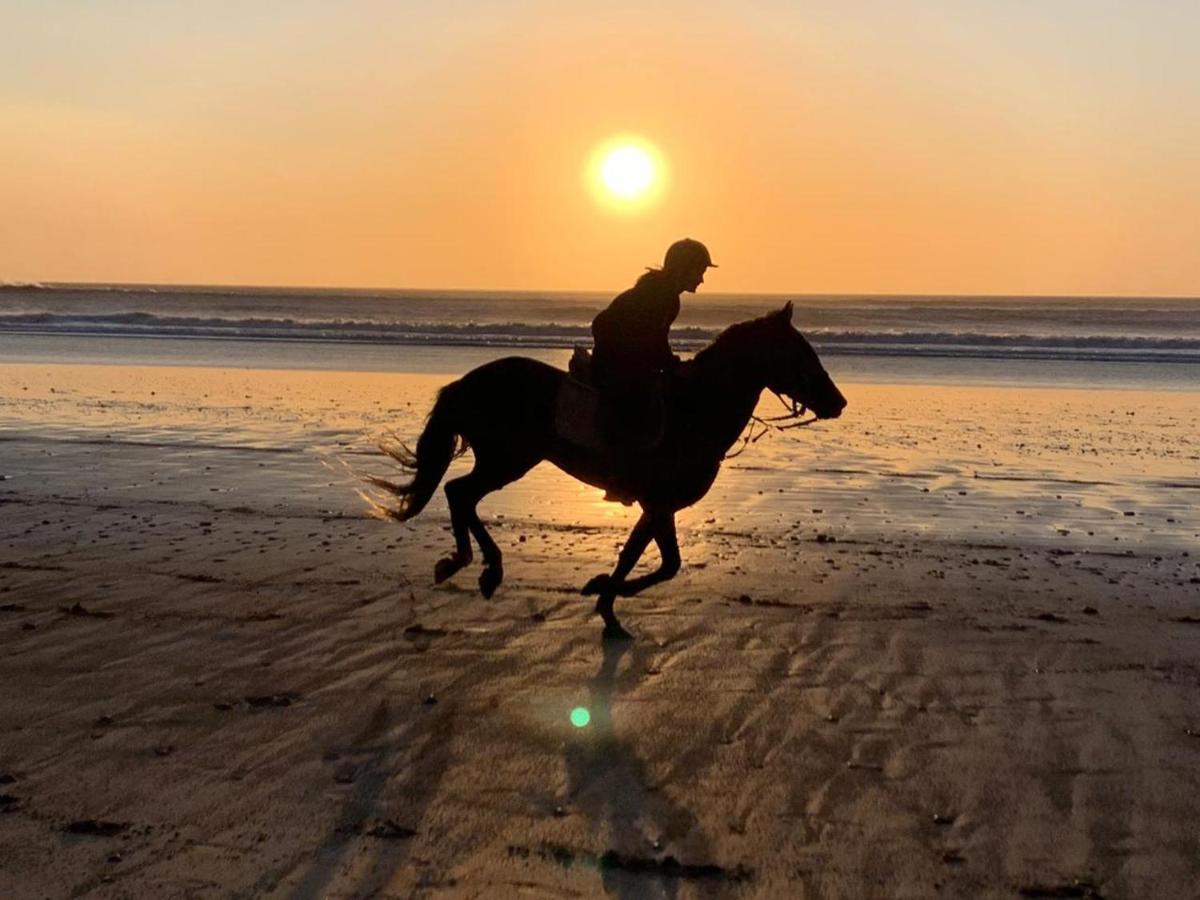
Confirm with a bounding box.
[368,301,847,639]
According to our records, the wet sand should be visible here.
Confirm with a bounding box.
[2,363,1200,898]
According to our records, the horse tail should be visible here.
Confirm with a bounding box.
[366,383,468,522]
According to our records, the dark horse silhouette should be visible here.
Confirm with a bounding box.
[369,302,846,639]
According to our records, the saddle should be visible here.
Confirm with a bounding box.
[555,347,667,455]
[554,347,606,452]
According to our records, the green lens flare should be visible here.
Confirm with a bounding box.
[570,707,591,728]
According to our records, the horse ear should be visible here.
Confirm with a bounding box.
[778,301,794,322]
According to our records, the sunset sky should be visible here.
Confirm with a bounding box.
[2,1,1197,295]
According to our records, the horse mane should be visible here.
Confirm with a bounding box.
[692,310,779,368]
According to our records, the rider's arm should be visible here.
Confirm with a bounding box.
[649,320,677,372]
[651,291,681,371]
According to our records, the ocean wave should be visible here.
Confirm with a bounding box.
[2,310,1200,363]
[1,282,158,294]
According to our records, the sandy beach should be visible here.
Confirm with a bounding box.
[7,0,1200,893]
[2,361,1199,898]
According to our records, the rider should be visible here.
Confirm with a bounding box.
[591,238,716,497]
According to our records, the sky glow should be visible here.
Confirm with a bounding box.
[1,2,1197,294]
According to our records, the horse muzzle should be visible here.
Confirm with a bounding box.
[813,389,847,420]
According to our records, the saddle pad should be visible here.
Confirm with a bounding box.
[555,377,606,452]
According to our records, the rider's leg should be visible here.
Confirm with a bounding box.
[600,389,651,505]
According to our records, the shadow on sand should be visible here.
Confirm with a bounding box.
[559,638,750,898]
[282,694,456,898]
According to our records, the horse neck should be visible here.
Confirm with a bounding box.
[687,345,766,457]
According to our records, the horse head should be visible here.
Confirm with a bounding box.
[760,302,847,420]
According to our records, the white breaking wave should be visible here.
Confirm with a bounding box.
[2,283,1199,364]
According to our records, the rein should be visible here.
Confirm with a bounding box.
[724,390,818,460]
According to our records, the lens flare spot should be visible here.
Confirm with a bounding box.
[570,707,591,728]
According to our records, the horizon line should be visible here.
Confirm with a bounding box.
[4,279,1200,302]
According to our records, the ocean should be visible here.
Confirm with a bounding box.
[2,283,1199,390]
[0,284,1197,578]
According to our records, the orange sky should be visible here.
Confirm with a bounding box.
[1,2,1197,294]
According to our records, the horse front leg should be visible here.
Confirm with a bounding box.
[614,514,680,597]
[582,511,655,640]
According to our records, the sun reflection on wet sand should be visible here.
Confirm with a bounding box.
[3,359,1200,897]
[2,363,1196,555]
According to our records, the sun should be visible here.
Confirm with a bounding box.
[602,146,654,198]
[588,137,664,210]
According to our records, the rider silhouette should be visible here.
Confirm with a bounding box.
[591,238,716,499]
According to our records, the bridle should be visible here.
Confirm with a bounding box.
[724,389,819,460]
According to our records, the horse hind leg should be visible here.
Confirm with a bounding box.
[470,513,504,599]
[444,458,533,599]
[435,475,476,583]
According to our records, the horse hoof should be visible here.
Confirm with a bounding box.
[434,555,465,584]
[479,567,502,599]
[602,621,633,642]
[581,573,611,596]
